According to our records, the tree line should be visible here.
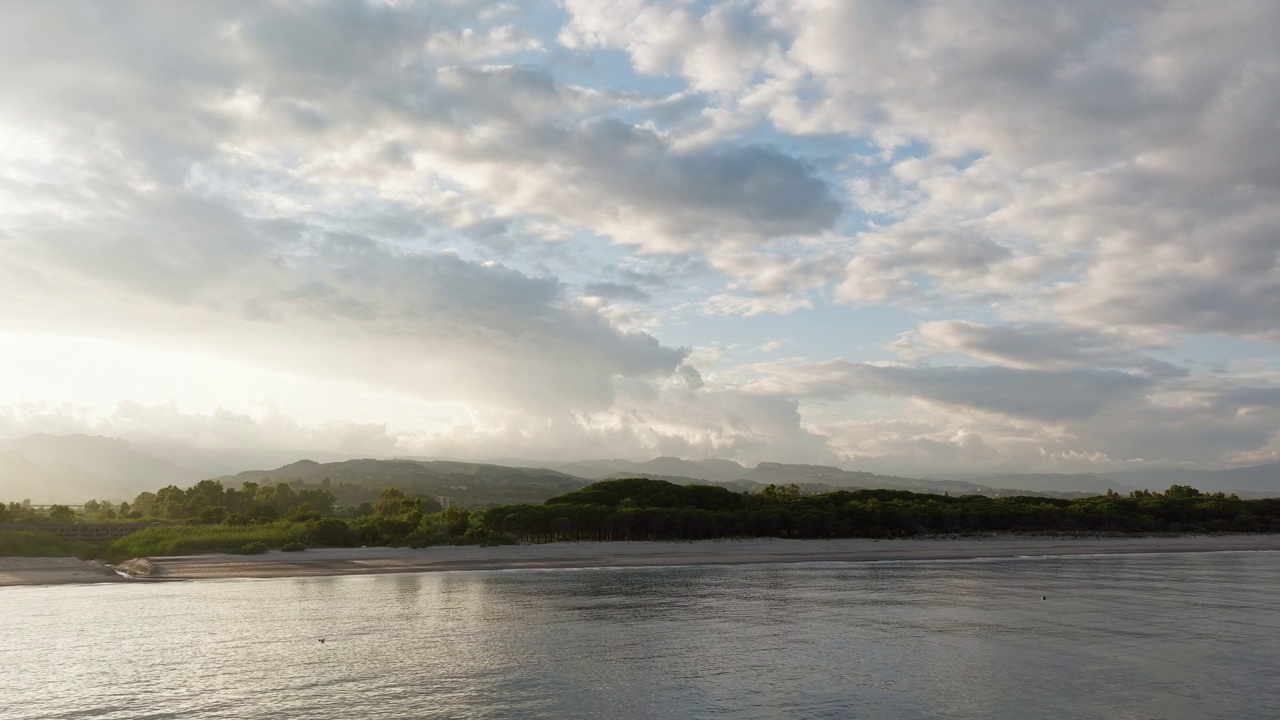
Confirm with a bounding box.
[479,479,1280,542]
[4,477,1280,558]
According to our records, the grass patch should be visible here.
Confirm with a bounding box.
[0,530,99,559]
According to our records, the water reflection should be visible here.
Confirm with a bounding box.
[1,552,1279,719]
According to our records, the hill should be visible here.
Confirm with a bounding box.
[214,458,591,507]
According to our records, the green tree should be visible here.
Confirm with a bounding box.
[375,488,407,517]
[131,491,157,516]
[47,505,75,523]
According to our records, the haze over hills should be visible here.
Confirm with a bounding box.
[0,449,102,504]
[0,434,207,503]
[130,441,354,480]
[540,457,749,484]
[954,473,1127,496]
[1105,464,1280,495]
[215,458,589,507]
[1,433,1279,504]
[0,434,360,503]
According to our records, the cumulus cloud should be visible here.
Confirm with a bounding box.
[567,0,1280,337]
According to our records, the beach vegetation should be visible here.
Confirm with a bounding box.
[0,530,98,558]
[229,541,270,555]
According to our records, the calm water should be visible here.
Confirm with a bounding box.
[2,552,1279,719]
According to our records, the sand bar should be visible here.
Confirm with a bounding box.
[102,534,1280,584]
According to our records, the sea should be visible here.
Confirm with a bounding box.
[2,551,1279,719]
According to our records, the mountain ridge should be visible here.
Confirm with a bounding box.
[2,433,1278,503]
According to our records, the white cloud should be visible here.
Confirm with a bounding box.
[891,321,1180,376]
[2,1,1278,476]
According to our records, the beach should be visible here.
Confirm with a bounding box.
[4,535,1279,587]
[0,557,123,586]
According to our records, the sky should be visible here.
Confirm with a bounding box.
[1,0,1279,475]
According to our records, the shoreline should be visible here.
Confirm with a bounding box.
[5,535,1280,587]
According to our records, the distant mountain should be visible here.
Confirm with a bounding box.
[745,462,999,495]
[956,473,1125,495]
[542,456,748,483]
[495,456,1107,497]
[0,434,207,503]
[0,450,111,504]
[1213,463,1280,493]
[9,434,1274,505]
[217,458,591,507]
[1105,462,1280,495]
[131,441,354,478]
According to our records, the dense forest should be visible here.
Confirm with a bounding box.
[3,477,1280,560]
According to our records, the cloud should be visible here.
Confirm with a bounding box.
[581,282,651,303]
[4,1,1280,476]
[3,212,688,413]
[2,400,403,456]
[567,1,1280,338]
[745,360,1153,422]
[795,371,1280,474]
[891,321,1182,376]
[0,380,837,467]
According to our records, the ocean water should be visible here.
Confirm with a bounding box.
[2,552,1279,719]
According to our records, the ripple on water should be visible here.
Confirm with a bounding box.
[2,551,1279,720]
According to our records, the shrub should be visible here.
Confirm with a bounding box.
[305,518,356,547]
[229,541,269,555]
[280,541,307,552]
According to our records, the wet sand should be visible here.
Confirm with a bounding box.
[0,557,123,586]
[108,534,1280,583]
[5,535,1279,587]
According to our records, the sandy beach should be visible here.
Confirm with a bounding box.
[4,535,1278,587]
[105,534,1280,584]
